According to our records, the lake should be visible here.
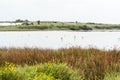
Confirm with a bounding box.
[0,31,120,50]
[0,23,22,26]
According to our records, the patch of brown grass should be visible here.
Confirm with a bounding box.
[0,47,120,80]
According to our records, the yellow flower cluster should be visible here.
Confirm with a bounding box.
[33,72,56,80]
[0,62,78,80]
[4,62,16,73]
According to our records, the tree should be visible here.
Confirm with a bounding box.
[15,19,24,23]
[24,20,29,25]
[76,21,78,24]
[37,20,40,25]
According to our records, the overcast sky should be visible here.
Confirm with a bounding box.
[0,0,120,24]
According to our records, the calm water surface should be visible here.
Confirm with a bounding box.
[0,23,22,26]
[0,31,120,50]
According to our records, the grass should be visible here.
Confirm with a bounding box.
[0,21,120,31]
[0,47,120,80]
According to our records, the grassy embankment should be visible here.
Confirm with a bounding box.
[0,47,120,80]
[0,21,120,31]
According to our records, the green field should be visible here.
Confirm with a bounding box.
[0,21,120,31]
[0,47,120,80]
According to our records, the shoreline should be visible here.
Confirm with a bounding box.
[0,21,120,31]
[0,29,120,32]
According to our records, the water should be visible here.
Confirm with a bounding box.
[0,31,120,50]
[0,23,22,26]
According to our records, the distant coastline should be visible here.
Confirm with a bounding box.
[0,20,120,31]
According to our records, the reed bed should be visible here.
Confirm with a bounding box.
[0,47,120,80]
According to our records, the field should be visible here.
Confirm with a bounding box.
[0,21,120,31]
[0,47,120,80]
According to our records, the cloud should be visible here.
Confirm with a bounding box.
[0,0,120,23]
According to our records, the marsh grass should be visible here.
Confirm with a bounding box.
[1,22,120,31]
[0,47,120,80]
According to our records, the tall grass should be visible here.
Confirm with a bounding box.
[0,47,120,80]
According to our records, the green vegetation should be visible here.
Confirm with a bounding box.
[0,47,120,80]
[0,21,120,31]
[1,62,79,80]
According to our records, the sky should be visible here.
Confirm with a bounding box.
[0,0,120,24]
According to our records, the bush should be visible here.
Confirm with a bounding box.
[79,25,92,30]
[37,63,80,80]
[0,62,80,80]
[0,62,23,80]
[69,26,80,30]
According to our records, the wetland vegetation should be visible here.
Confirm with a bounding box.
[0,20,120,31]
[0,47,120,80]
[0,20,120,80]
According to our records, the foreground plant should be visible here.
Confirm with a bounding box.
[0,62,80,80]
[0,48,120,80]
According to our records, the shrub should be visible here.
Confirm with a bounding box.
[69,26,80,30]
[0,62,24,80]
[37,63,80,80]
[79,25,92,30]
[0,62,80,80]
